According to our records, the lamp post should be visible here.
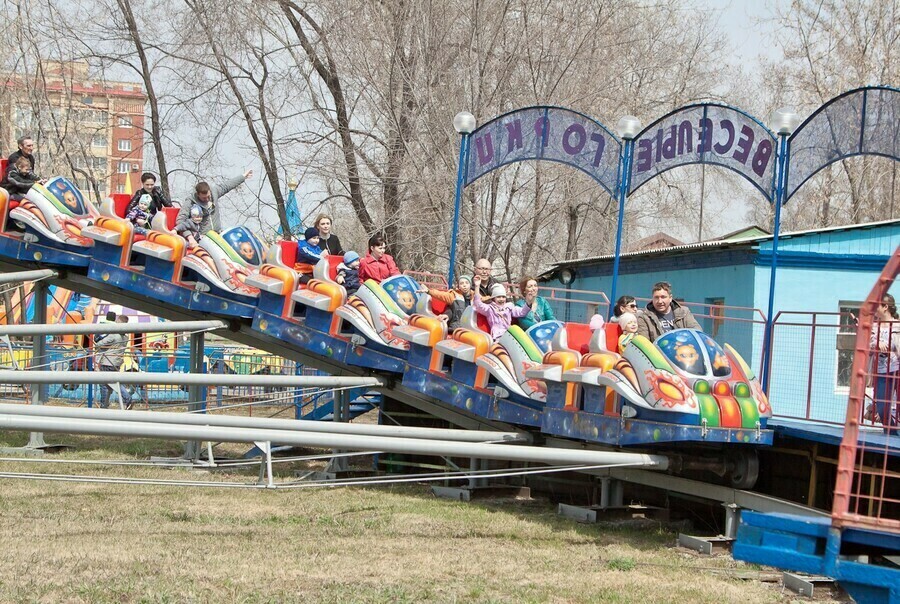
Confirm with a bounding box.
[761,108,800,392]
[609,115,642,318]
[448,111,476,287]
[559,267,575,323]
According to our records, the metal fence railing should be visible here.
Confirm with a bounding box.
[765,312,857,424]
[0,342,372,421]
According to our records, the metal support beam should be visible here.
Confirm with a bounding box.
[184,331,206,460]
[26,280,48,449]
[327,389,350,473]
[0,320,227,337]
[0,269,56,284]
[0,404,528,443]
[0,370,383,388]
[0,413,670,470]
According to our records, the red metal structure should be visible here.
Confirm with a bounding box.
[832,246,900,533]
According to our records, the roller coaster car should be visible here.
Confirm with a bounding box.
[181,226,264,298]
[533,327,773,448]
[0,176,99,265]
[335,275,414,351]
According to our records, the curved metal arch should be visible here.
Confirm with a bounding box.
[465,105,622,200]
[786,86,900,202]
[466,155,620,200]
[627,159,776,201]
[633,101,776,141]
[469,104,621,141]
[626,102,778,202]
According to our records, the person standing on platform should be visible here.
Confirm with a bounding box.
[871,294,900,433]
[95,314,131,409]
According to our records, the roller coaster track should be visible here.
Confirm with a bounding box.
[0,255,828,519]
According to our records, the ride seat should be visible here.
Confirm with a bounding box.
[459,305,490,335]
[604,322,623,352]
[161,207,179,230]
[112,193,131,218]
[278,241,298,267]
[564,322,592,354]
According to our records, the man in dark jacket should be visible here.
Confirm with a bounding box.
[2,136,36,187]
[125,172,172,216]
[474,258,498,301]
[636,281,701,342]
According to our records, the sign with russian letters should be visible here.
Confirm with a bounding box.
[465,107,621,197]
[627,104,777,200]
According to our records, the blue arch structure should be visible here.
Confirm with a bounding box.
[448,106,621,285]
[464,106,622,197]
[627,103,778,201]
[786,86,900,201]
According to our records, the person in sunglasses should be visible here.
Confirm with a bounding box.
[611,295,638,323]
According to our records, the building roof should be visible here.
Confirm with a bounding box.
[626,232,685,252]
[551,218,900,268]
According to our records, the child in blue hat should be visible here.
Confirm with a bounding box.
[295,227,325,284]
[337,251,361,295]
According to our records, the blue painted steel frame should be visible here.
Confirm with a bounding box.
[609,137,635,318]
[735,511,900,604]
[447,132,471,287]
[761,133,790,391]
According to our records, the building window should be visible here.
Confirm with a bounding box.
[705,297,725,338]
[92,134,107,148]
[118,116,132,128]
[117,139,132,152]
[836,301,861,389]
[92,157,106,171]
[116,184,126,193]
[117,161,130,174]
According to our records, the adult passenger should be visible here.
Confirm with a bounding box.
[2,136,36,186]
[358,234,400,283]
[516,276,556,330]
[313,213,344,255]
[870,294,899,433]
[474,258,498,300]
[635,281,700,342]
[611,295,638,322]
[176,169,253,234]
[126,172,173,216]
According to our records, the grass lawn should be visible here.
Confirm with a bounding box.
[0,430,842,603]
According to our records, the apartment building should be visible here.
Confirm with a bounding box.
[1,60,147,198]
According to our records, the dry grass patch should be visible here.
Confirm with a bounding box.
[0,431,841,603]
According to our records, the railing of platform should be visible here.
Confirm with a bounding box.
[832,245,900,535]
[765,311,859,425]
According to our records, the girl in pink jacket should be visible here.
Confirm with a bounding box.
[472,280,535,340]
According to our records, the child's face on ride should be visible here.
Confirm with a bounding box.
[622,317,638,333]
[493,294,507,305]
[348,259,359,269]
[308,235,320,247]
[18,163,30,174]
[191,213,203,224]
[138,200,150,212]
[458,279,471,294]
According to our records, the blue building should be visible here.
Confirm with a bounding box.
[545,219,900,423]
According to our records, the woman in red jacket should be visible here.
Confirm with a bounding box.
[358,234,400,283]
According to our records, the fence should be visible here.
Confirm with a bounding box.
[0,341,360,420]
[832,247,900,534]
[766,311,857,424]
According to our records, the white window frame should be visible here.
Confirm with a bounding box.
[117,139,132,152]
[118,116,132,128]
[117,161,130,174]
[116,184,126,194]
[834,300,862,394]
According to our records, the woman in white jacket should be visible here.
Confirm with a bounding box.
[870,294,900,433]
